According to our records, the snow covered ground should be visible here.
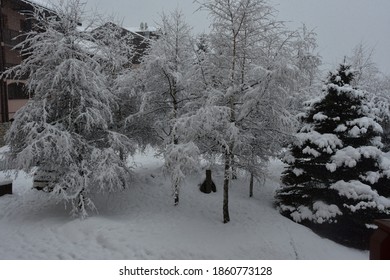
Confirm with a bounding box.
[0,147,368,260]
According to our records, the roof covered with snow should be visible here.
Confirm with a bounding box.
[20,0,52,9]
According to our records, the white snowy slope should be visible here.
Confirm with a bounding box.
[0,147,368,260]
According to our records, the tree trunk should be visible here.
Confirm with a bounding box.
[119,147,125,162]
[173,136,179,206]
[77,189,87,218]
[232,165,238,180]
[249,172,254,198]
[168,69,179,207]
[223,150,231,224]
[174,187,179,206]
[173,134,179,206]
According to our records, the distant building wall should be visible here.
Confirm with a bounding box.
[1,0,43,122]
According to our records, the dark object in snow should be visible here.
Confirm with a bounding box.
[370,219,390,260]
[33,169,56,192]
[0,181,12,197]
[200,169,216,194]
[249,173,254,198]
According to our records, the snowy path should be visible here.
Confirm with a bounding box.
[0,150,368,259]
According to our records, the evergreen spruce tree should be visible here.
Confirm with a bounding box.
[276,64,390,249]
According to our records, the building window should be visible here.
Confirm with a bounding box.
[2,28,24,46]
[1,14,8,28]
[20,19,32,32]
[7,83,29,100]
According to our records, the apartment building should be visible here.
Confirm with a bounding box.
[1,1,158,123]
[93,22,159,65]
[0,0,45,122]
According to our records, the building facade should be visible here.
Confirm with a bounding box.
[0,0,40,122]
[129,25,159,65]
[93,22,159,66]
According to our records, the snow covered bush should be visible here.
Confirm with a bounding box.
[129,9,202,206]
[276,64,390,249]
[3,0,134,218]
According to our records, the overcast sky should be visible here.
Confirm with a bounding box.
[50,0,390,75]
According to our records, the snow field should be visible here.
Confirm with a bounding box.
[0,148,368,260]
